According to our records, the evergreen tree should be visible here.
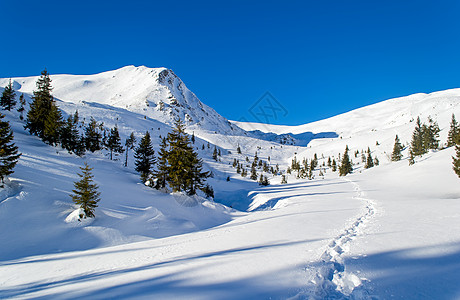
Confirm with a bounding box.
[60,113,80,154]
[124,132,136,167]
[153,137,169,189]
[17,94,25,120]
[331,159,337,172]
[0,113,20,185]
[281,174,287,184]
[250,165,258,180]
[237,144,241,154]
[212,146,218,161]
[447,114,460,147]
[134,131,155,182]
[84,117,102,152]
[70,162,101,218]
[107,126,124,160]
[339,146,352,176]
[410,116,425,157]
[365,147,374,169]
[1,79,16,111]
[241,168,247,177]
[191,131,195,144]
[391,135,403,161]
[453,144,460,178]
[422,116,440,151]
[25,69,63,144]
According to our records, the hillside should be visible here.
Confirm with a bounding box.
[1,68,460,299]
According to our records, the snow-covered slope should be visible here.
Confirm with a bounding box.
[0,66,242,135]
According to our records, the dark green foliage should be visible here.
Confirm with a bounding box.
[17,94,25,120]
[410,116,440,164]
[71,162,101,218]
[259,175,269,186]
[60,112,81,154]
[410,117,425,157]
[422,116,440,151]
[281,174,287,184]
[331,159,337,172]
[453,144,460,178]
[134,131,155,182]
[365,147,374,169]
[25,70,63,145]
[0,113,20,184]
[84,117,102,152]
[107,126,124,160]
[165,118,209,195]
[391,135,403,161]
[447,114,460,147]
[124,132,136,167]
[212,146,218,161]
[339,146,352,176]
[250,165,258,180]
[237,145,241,154]
[241,168,247,177]
[203,184,214,199]
[191,132,195,144]
[1,79,16,111]
[152,137,168,189]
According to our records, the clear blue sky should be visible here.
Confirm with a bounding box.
[1,0,460,125]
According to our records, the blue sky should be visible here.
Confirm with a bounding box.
[1,0,460,125]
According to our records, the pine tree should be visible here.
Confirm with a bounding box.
[84,117,102,152]
[107,126,124,160]
[422,116,440,151]
[70,162,101,219]
[411,117,426,155]
[153,137,169,189]
[134,131,155,182]
[1,79,16,111]
[250,165,258,180]
[191,132,195,144]
[281,174,287,184]
[25,69,63,143]
[331,159,337,172]
[60,113,80,154]
[447,114,460,147]
[339,146,352,176]
[124,132,136,167]
[166,118,209,194]
[391,135,403,161]
[0,113,20,185]
[212,146,218,161]
[365,147,374,169]
[453,144,460,178]
[17,94,25,120]
[237,144,241,154]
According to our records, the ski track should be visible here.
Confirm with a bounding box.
[309,178,376,299]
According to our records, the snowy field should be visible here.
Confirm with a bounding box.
[1,67,460,299]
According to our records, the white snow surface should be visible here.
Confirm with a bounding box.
[1,67,460,299]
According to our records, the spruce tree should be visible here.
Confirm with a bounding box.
[84,117,102,152]
[153,137,168,189]
[331,159,337,172]
[17,94,26,120]
[25,69,63,142]
[339,146,352,176]
[166,118,209,194]
[365,147,374,169]
[250,165,258,180]
[409,116,425,159]
[212,146,218,161]
[237,144,241,154]
[124,132,136,167]
[107,126,124,160]
[70,162,101,218]
[453,144,460,178]
[134,131,155,182]
[281,174,287,184]
[422,116,440,151]
[1,79,16,111]
[0,113,20,185]
[391,135,403,161]
[60,113,80,154]
[447,114,460,147]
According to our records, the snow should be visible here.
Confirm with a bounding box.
[1,66,460,299]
